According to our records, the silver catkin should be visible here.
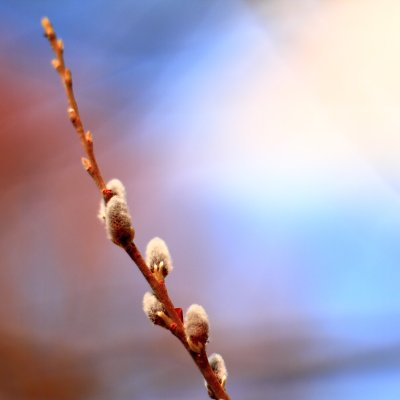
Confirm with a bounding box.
[208,353,228,384]
[205,353,228,399]
[184,304,209,352]
[145,237,173,277]
[98,178,128,221]
[142,292,164,323]
[105,195,134,246]
[106,178,127,199]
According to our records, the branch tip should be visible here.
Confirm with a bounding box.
[41,17,55,39]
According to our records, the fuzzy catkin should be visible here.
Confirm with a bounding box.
[98,178,127,221]
[105,195,134,246]
[106,178,127,199]
[208,353,228,384]
[142,292,164,323]
[146,237,173,277]
[184,304,209,352]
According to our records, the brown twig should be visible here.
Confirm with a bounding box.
[41,17,106,195]
[41,17,231,400]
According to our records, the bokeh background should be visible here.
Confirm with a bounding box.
[1,0,400,399]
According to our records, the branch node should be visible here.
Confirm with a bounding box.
[64,68,72,87]
[68,107,78,124]
[57,38,64,52]
[81,157,92,171]
[85,130,93,145]
[51,58,62,72]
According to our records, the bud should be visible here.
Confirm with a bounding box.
[184,304,209,352]
[67,107,78,126]
[85,131,93,144]
[81,157,91,171]
[41,17,55,39]
[57,38,64,52]
[105,195,134,246]
[146,237,173,277]
[51,58,62,72]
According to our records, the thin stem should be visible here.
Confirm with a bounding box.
[41,17,231,400]
[41,17,106,194]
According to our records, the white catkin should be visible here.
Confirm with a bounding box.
[145,237,173,276]
[105,195,134,246]
[208,353,228,384]
[106,178,127,199]
[184,304,209,351]
[98,178,127,221]
[142,292,164,323]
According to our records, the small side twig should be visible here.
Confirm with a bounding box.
[41,17,231,400]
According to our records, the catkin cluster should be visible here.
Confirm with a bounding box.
[42,16,230,399]
[141,237,228,398]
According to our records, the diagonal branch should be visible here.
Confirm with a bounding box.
[41,17,231,400]
[41,17,106,195]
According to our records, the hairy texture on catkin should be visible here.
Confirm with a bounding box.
[146,237,173,277]
[143,292,164,323]
[206,353,228,399]
[106,178,127,199]
[98,202,106,222]
[105,195,134,246]
[209,353,228,384]
[184,304,209,352]
[98,178,127,221]
[97,199,106,222]
[142,292,171,329]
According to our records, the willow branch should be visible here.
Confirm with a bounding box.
[41,17,231,400]
[41,17,106,195]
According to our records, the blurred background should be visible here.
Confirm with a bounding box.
[1,0,400,399]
